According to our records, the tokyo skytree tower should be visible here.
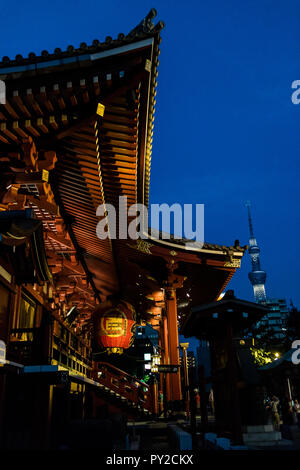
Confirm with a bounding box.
[245,201,267,303]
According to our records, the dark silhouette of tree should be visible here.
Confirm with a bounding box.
[284,304,300,346]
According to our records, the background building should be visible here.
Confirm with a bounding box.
[256,298,289,341]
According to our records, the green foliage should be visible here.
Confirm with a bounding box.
[250,347,279,367]
[243,318,288,355]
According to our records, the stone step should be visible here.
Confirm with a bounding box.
[278,439,294,447]
[246,440,280,447]
[243,424,274,433]
[247,439,294,449]
[243,431,281,442]
[168,424,192,450]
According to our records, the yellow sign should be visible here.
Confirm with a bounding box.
[42,169,49,182]
[97,103,105,117]
[100,309,127,338]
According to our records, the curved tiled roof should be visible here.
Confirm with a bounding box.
[0,8,164,69]
[147,229,247,254]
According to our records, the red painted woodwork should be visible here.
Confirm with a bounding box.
[93,361,154,413]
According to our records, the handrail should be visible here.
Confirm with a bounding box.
[92,361,153,413]
[94,361,149,389]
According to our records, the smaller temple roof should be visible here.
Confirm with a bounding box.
[181,290,269,338]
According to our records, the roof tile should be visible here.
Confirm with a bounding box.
[0,9,164,69]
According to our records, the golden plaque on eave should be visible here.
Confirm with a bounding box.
[96,103,105,117]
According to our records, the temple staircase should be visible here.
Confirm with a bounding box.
[92,362,155,419]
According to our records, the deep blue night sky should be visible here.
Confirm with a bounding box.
[1,0,300,309]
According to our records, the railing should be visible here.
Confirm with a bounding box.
[10,327,37,341]
[8,328,41,364]
[92,361,154,413]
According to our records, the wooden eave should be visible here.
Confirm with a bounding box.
[0,23,162,304]
[111,236,247,326]
[0,12,247,331]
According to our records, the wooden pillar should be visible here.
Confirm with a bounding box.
[158,323,165,404]
[47,385,54,447]
[190,386,197,449]
[165,286,181,401]
[151,378,159,416]
[162,313,171,401]
[180,342,190,417]
[31,381,54,449]
[226,323,243,444]
[198,365,208,431]
[0,375,6,448]
[82,384,86,419]
[164,266,186,403]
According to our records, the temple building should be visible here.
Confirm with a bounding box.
[0,10,247,449]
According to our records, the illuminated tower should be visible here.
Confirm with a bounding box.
[245,201,267,303]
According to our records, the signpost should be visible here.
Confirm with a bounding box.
[155,364,180,418]
[156,364,179,373]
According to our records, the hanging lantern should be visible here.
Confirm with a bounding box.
[93,300,136,354]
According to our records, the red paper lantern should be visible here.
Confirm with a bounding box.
[94,300,136,354]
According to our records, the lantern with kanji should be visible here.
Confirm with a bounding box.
[93,300,136,354]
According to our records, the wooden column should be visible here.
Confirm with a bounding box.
[158,323,164,399]
[31,380,54,449]
[164,264,186,402]
[198,365,208,432]
[180,342,190,417]
[226,323,243,444]
[162,313,171,401]
[0,375,6,448]
[151,378,159,416]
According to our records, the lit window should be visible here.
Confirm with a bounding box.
[14,293,36,341]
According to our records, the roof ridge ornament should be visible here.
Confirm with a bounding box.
[128,8,165,36]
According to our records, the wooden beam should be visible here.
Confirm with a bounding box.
[62,259,85,275]
[13,170,49,184]
[26,195,59,216]
[45,231,73,249]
